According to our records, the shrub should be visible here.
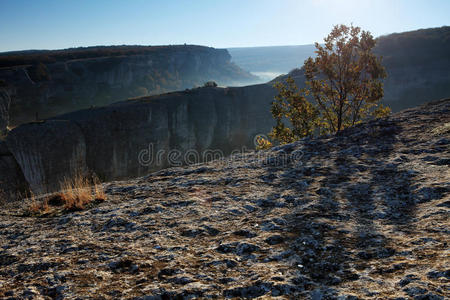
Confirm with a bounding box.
[304,24,390,133]
[264,24,391,148]
[269,76,319,145]
[203,81,218,87]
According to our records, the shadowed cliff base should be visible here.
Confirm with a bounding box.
[0,99,448,298]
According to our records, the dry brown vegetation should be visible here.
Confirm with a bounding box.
[25,174,105,215]
[26,191,41,214]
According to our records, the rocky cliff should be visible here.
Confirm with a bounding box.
[2,27,449,197]
[0,45,258,126]
[5,84,276,194]
[0,99,448,299]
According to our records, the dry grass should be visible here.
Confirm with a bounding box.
[28,191,41,213]
[25,173,106,215]
[93,175,106,201]
[22,190,49,215]
[58,173,106,211]
[60,173,93,210]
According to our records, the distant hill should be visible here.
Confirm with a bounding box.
[0,45,258,126]
[270,26,450,112]
[228,44,316,80]
[375,26,450,68]
[0,45,224,67]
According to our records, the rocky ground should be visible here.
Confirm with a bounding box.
[0,99,449,299]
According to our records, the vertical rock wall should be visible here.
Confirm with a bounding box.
[3,84,276,195]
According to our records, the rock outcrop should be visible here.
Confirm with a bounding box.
[0,45,259,125]
[0,99,448,299]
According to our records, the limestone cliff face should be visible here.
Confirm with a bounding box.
[4,46,448,196]
[5,85,276,194]
[0,46,258,125]
[3,75,449,196]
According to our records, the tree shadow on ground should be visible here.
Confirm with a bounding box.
[256,117,426,297]
[223,100,449,298]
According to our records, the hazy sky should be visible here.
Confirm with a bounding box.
[0,0,449,52]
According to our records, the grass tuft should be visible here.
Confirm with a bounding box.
[25,173,106,215]
[60,173,93,211]
[28,191,41,214]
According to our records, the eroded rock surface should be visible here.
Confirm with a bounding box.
[0,99,449,299]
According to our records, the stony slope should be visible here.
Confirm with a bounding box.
[0,99,449,299]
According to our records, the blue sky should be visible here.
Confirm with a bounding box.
[0,0,448,52]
